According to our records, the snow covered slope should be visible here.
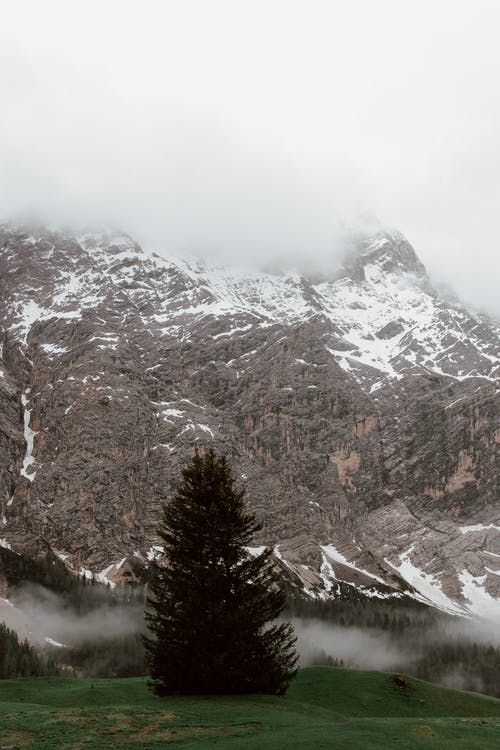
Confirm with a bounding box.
[0,223,498,617]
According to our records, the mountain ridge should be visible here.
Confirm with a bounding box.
[0,222,498,619]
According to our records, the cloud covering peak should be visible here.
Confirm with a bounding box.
[1,0,499,315]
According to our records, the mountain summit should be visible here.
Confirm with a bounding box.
[0,224,499,618]
[340,230,428,281]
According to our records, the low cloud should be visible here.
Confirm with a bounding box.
[292,613,500,697]
[4,583,143,647]
[1,1,500,315]
[294,620,410,671]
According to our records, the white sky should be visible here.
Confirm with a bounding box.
[1,0,499,315]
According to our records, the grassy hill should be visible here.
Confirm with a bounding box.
[2,667,500,749]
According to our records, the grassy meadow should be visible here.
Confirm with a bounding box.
[2,666,500,749]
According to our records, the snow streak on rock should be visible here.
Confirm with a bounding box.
[0,223,498,616]
[20,391,37,482]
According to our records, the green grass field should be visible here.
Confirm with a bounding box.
[2,667,500,749]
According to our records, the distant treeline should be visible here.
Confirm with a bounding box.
[0,545,146,678]
[412,638,500,697]
[286,592,500,699]
[0,545,144,612]
[0,622,59,679]
[4,545,500,699]
[284,588,441,631]
[59,634,146,678]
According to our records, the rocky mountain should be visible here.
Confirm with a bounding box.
[0,223,499,618]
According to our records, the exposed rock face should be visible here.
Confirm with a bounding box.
[0,223,498,615]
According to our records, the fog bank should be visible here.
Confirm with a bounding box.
[1,2,500,315]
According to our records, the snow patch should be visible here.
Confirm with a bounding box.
[20,391,38,481]
[460,524,500,534]
[197,424,214,437]
[245,546,267,557]
[147,545,164,561]
[45,636,66,648]
[321,544,386,585]
[161,408,185,420]
[458,569,500,620]
[385,546,465,615]
[40,343,69,356]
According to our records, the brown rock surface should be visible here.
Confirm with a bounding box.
[0,223,498,614]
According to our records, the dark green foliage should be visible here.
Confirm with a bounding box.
[0,622,59,678]
[0,546,146,679]
[144,449,297,695]
[58,633,146,678]
[0,546,145,614]
[0,546,105,614]
[0,545,145,625]
[411,637,500,698]
[0,546,78,592]
[285,589,441,631]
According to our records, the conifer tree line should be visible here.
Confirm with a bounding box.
[0,622,59,678]
[60,633,146,678]
[0,545,145,679]
[0,545,144,614]
[4,451,500,700]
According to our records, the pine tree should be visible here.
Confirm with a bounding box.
[0,622,60,678]
[144,449,297,695]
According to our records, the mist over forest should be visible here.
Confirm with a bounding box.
[4,553,500,698]
[2,534,500,695]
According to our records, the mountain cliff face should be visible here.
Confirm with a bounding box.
[0,223,499,616]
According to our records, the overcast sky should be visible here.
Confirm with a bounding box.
[1,1,499,315]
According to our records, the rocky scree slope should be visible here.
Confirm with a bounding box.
[0,224,498,616]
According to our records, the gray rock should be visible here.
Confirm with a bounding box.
[0,222,498,616]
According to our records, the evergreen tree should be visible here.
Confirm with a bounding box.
[0,622,60,678]
[144,449,297,695]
